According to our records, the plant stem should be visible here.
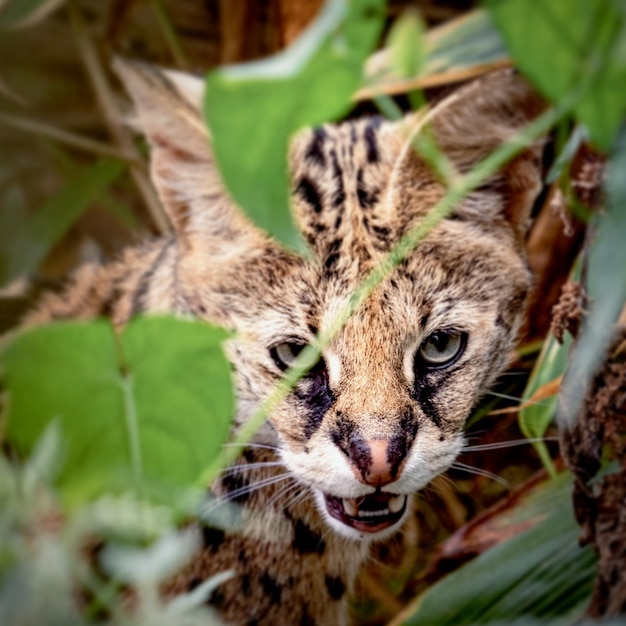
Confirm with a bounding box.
[0,112,140,163]
[67,0,170,235]
[151,0,189,70]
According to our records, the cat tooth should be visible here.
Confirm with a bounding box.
[388,494,405,514]
[342,498,358,517]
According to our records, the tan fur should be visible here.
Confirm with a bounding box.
[23,62,545,625]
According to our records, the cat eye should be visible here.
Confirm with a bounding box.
[270,341,307,371]
[270,340,327,375]
[416,330,467,369]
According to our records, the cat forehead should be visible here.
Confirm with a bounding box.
[262,218,527,339]
[291,116,392,172]
[288,116,438,276]
[290,116,415,210]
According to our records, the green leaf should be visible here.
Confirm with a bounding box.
[204,0,385,252]
[359,9,508,99]
[546,125,588,184]
[520,256,582,471]
[519,333,570,473]
[558,125,626,427]
[423,9,507,76]
[0,0,66,28]
[486,0,626,150]
[0,157,125,287]
[399,472,597,625]
[1,316,233,507]
[386,9,426,79]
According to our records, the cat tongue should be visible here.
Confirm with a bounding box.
[324,492,407,533]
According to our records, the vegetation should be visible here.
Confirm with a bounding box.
[0,0,624,624]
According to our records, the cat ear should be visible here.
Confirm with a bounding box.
[113,59,266,253]
[411,69,546,244]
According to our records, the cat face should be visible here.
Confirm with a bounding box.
[116,61,543,539]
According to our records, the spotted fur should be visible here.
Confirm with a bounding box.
[24,61,545,625]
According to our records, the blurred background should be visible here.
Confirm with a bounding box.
[1,1,618,624]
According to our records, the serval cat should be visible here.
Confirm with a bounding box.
[24,62,545,625]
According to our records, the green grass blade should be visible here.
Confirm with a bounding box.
[0,0,65,28]
[0,157,125,287]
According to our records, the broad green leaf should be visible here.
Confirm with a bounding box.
[0,0,65,28]
[0,157,125,287]
[558,125,626,428]
[486,0,626,150]
[205,0,385,252]
[399,472,596,625]
[1,316,233,507]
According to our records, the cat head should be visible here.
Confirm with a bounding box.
[115,60,545,539]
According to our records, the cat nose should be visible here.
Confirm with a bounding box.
[348,437,407,487]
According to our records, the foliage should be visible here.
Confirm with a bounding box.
[0,433,227,625]
[487,0,626,440]
[385,8,426,80]
[0,157,124,286]
[1,317,232,508]
[486,0,626,150]
[559,128,626,429]
[205,0,386,252]
[518,332,569,475]
[358,8,509,98]
[0,0,625,624]
[399,472,597,625]
[0,0,65,29]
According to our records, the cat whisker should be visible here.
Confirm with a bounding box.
[432,472,457,491]
[286,489,311,511]
[483,390,523,402]
[203,473,293,513]
[218,461,284,476]
[224,473,293,501]
[267,480,302,510]
[450,462,512,489]
[462,429,490,442]
[222,442,282,453]
[461,436,558,452]
[495,369,528,378]
[484,390,552,407]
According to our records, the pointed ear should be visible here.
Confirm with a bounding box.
[426,69,547,243]
[113,59,265,252]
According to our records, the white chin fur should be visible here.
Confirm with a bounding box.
[313,489,412,542]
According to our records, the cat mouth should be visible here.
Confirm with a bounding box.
[323,491,408,533]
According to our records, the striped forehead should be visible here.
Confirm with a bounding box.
[297,117,384,178]
[290,117,404,273]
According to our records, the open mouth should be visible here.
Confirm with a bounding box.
[324,491,408,534]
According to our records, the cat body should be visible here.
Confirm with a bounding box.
[24,63,544,625]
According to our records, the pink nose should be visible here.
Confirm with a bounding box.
[366,439,394,485]
[332,413,417,486]
[349,438,402,487]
